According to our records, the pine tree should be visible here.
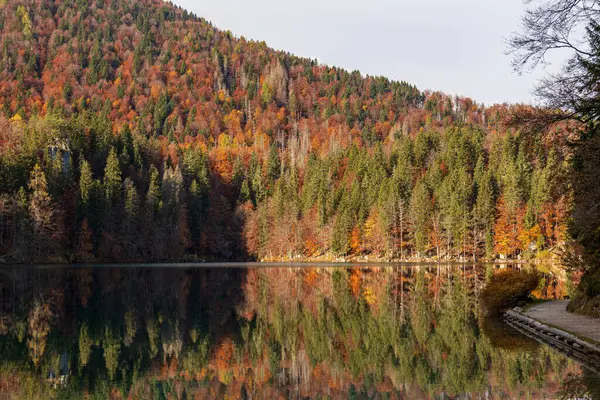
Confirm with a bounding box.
[332,206,353,256]
[289,89,298,120]
[232,154,244,189]
[29,165,52,228]
[104,148,122,204]
[28,165,59,259]
[122,178,140,258]
[251,163,265,205]
[120,124,135,165]
[144,165,162,259]
[410,180,432,255]
[79,159,93,209]
[474,170,496,257]
[266,144,281,185]
[239,179,251,204]
[189,179,205,249]
[161,165,189,257]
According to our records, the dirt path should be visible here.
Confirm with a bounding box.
[524,300,600,344]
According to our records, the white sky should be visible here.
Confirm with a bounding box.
[172,0,567,106]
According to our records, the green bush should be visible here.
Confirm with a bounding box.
[480,269,541,315]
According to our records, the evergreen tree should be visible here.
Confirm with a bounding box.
[122,178,140,257]
[189,179,205,249]
[251,162,265,205]
[144,165,162,259]
[410,180,432,255]
[162,164,190,257]
[232,154,244,189]
[239,179,251,204]
[79,159,93,209]
[104,148,122,204]
[266,144,281,185]
[474,170,496,257]
[28,165,59,259]
[120,124,135,165]
[332,206,353,256]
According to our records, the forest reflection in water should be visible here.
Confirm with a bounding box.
[0,264,598,399]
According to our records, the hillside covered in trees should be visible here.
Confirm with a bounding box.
[0,0,573,263]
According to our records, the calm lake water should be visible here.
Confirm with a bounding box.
[0,263,598,399]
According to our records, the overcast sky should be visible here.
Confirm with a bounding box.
[172,0,565,106]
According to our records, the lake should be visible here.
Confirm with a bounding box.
[0,263,598,399]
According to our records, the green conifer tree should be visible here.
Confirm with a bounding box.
[104,148,122,204]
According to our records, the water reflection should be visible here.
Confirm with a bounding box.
[0,264,597,399]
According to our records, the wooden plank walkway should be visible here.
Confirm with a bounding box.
[504,314,600,374]
[524,300,600,344]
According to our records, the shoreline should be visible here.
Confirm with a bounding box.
[505,311,600,375]
[259,254,552,264]
[505,305,600,373]
[0,259,551,268]
[1,248,563,266]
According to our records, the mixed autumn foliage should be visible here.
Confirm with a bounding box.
[479,269,541,315]
[0,0,572,262]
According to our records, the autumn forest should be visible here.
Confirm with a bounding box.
[0,0,576,264]
[3,0,600,398]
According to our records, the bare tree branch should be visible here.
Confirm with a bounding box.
[508,0,600,72]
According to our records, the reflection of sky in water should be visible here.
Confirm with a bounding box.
[0,265,597,399]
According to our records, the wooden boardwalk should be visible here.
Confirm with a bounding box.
[505,305,600,374]
[524,300,600,344]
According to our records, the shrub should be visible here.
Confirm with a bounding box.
[480,269,541,315]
